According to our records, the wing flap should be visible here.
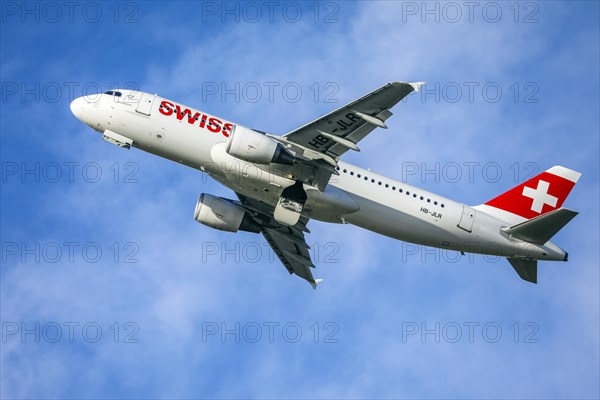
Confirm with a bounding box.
[262,227,320,288]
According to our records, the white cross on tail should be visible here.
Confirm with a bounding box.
[522,180,558,213]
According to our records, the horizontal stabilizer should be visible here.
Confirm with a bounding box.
[507,258,538,283]
[502,208,578,245]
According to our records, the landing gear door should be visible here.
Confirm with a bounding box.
[136,93,156,116]
[458,205,476,233]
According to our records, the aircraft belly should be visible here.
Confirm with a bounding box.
[304,185,360,223]
[340,193,547,258]
[343,193,459,247]
[208,142,293,203]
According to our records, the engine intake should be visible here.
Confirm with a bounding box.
[194,194,261,233]
[226,125,294,165]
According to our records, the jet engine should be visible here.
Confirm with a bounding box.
[194,194,261,233]
[226,125,294,165]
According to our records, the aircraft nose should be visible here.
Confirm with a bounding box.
[70,97,85,120]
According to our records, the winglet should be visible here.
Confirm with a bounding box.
[311,279,324,289]
[409,82,426,92]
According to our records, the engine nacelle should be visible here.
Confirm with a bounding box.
[226,125,294,165]
[194,194,261,233]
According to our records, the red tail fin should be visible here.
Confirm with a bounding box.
[479,166,581,222]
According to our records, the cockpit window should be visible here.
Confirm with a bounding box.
[103,91,122,97]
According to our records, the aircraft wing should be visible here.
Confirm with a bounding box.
[282,81,424,159]
[236,193,322,288]
[262,226,322,289]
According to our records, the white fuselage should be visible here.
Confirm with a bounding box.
[70,90,567,262]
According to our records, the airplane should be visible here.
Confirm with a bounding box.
[70,82,581,288]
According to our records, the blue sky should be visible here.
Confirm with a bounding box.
[1,1,599,399]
